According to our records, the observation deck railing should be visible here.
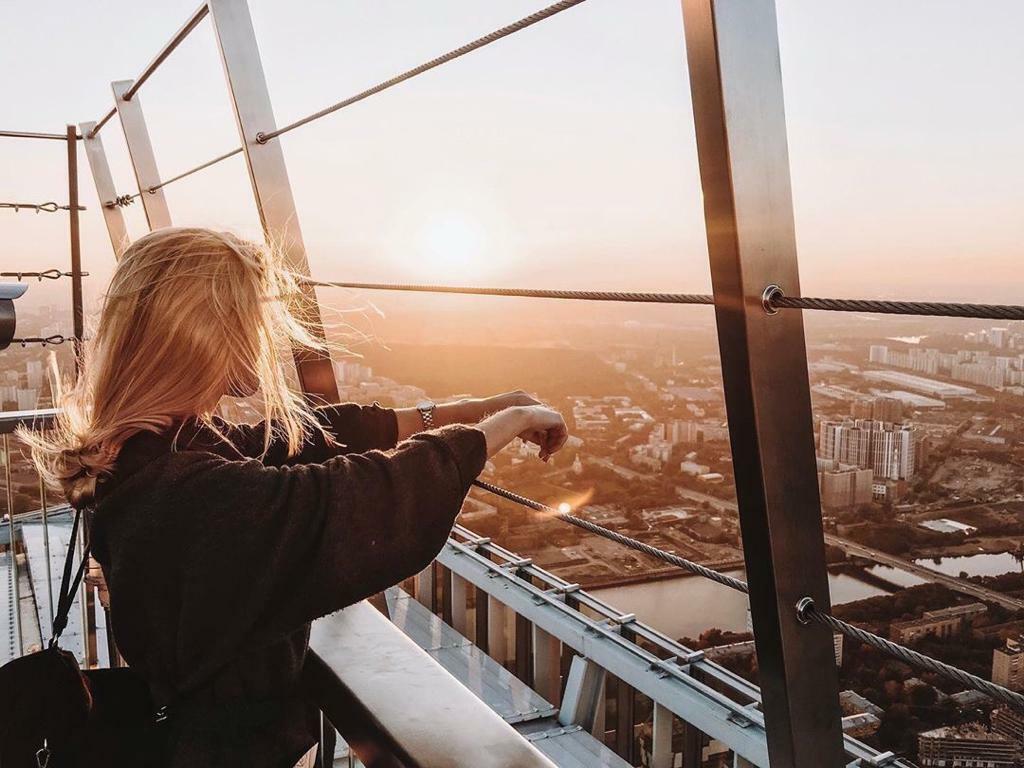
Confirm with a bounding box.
[5,0,1024,765]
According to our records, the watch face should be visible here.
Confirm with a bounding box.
[417,401,434,412]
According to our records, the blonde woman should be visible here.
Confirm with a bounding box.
[25,228,568,768]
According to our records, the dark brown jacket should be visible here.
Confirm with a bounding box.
[90,404,486,767]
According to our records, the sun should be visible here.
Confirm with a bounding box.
[419,215,486,281]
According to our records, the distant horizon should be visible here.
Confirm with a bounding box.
[3,0,1023,324]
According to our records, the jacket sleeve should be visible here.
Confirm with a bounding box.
[172,424,485,657]
[214,403,399,465]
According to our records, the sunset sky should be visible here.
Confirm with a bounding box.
[2,0,1022,320]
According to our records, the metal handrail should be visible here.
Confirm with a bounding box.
[87,2,210,138]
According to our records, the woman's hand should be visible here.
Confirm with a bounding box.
[477,405,569,461]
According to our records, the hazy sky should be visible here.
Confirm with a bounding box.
[2,1,1022,322]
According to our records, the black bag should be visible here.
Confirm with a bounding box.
[0,507,160,767]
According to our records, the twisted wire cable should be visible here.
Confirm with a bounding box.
[258,0,590,143]
[773,294,1024,322]
[311,278,1024,320]
[307,279,713,305]
[1,270,89,282]
[0,202,86,213]
[472,479,1024,711]
[472,480,750,593]
[798,599,1024,712]
[104,147,245,208]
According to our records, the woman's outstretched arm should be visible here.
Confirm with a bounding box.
[154,405,568,666]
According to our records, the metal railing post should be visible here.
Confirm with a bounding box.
[651,703,673,768]
[680,0,845,765]
[3,435,22,656]
[207,0,339,404]
[79,120,130,259]
[66,125,84,361]
[487,594,509,665]
[112,79,172,230]
[531,625,561,705]
[450,571,468,636]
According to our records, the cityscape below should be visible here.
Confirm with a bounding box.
[4,300,1024,765]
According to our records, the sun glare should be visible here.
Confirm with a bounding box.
[421,216,485,281]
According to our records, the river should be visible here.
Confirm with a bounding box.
[914,552,1023,579]
[592,551,1023,640]
[591,568,899,640]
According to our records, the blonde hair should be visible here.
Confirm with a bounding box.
[21,227,327,508]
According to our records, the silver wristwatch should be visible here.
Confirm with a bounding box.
[417,401,436,430]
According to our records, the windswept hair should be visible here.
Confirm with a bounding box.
[21,227,327,508]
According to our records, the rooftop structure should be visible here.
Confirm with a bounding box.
[862,370,977,399]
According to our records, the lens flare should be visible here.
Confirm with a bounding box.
[557,502,572,515]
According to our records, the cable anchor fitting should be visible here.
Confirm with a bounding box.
[795,596,816,625]
[762,284,784,315]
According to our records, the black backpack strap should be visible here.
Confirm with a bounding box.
[48,505,92,647]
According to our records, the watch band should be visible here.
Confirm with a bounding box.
[418,402,436,430]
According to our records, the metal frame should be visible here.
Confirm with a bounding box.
[207,0,339,404]
[66,126,84,352]
[680,1,845,764]
[439,528,911,768]
[79,121,129,257]
[112,80,172,230]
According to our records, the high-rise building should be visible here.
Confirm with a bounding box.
[819,419,916,481]
[918,724,1021,768]
[870,396,903,423]
[993,637,1024,692]
[818,461,873,510]
[993,707,1024,745]
[871,425,916,481]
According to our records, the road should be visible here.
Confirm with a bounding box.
[673,486,1024,611]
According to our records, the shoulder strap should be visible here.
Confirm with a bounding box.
[48,506,91,647]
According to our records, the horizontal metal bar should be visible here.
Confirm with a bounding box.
[258,0,591,143]
[440,538,772,766]
[445,527,913,767]
[122,2,210,101]
[0,130,80,141]
[0,408,59,434]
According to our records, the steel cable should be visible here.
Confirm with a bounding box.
[104,147,245,208]
[307,279,713,305]
[0,202,86,213]
[311,278,1024,320]
[7,335,71,347]
[473,480,749,593]
[798,599,1024,712]
[258,0,590,143]
[774,294,1024,322]
[472,479,1024,711]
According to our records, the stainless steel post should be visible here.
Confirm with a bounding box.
[207,0,339,404]
[66,125,85,365]
[3,434,22,656]
[680,0,845,764]
[112,80,172,230]
[80,120,130,258]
